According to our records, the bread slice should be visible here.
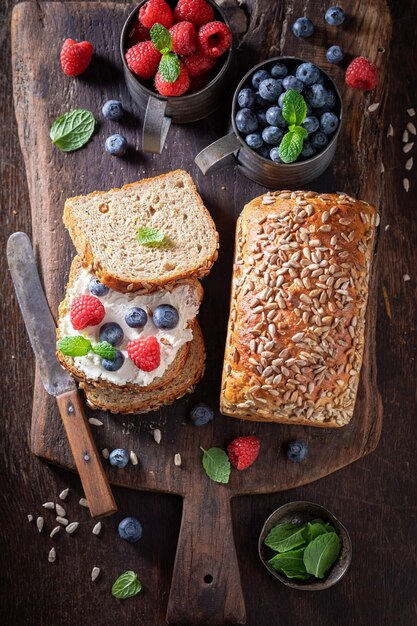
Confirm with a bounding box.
[63,170,219,292]
[80,320,206,414]
[57,256,203,392]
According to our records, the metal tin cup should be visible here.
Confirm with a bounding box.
[120,0,234,154]
[195,56,343,188]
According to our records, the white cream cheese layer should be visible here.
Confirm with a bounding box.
[59,268,199,386]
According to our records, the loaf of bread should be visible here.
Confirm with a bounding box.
[220,190,377,427]
[63,170,219,293]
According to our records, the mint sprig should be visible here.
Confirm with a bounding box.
[150,23,180,83]
[58,336,115,360]
[278,90,308,163]
[137,226,165,247]
[201,447,231,484]
[111,571,142,600]
[49,109,95,152]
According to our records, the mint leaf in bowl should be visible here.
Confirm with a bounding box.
[281,89,307,126]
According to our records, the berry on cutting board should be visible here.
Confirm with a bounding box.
[227,436,260,471]
[105,134,128,156]
[125,307,148,329]
[118,517,143,542]
[325,6,345,26]
[345,56,378,90]
[292,17,314,38]
[60,38,94,77]
[139,0,174,29]
[109,449,130,468]
[70,295,105,330]
[287,441,308,463]
[89,276,109,297]
[99,323,124,347]
[189,403,214,426]
[153,304,179,329]
[326,45,344,64]
[174,0,214,28]
[102,100,124,121]
[170,21,197,56]
[127,336,160,371]
[197,21,232,58]
[102,349,125,372]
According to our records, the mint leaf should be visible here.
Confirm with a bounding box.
[289,124,308,139]
[158,52,180,83]
[58,335,92,357]
[281,90,307,126]
[201,447,231,484]
[278,130,304,164]
[265,522,308,553]
[50,109,95,152]
[137,227,165,247]
[303,532,341,578]
[111,571,142,599]
[269,548,311,579]
[305,522,329,542]
[150,23,172,54]
[93,341,115,360]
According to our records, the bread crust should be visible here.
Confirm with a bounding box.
[220,190,377,427]
[57,256,201,392]
[81,319,206,414]
[63,170,219,293]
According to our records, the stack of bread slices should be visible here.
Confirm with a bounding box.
[56,170,218,414]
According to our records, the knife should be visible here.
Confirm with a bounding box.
[7,232,117,519]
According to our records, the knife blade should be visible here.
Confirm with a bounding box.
[7,232,117,518]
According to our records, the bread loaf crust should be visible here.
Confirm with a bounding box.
[220,190,377,427]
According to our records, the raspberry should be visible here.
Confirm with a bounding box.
[127,336,160,371]
[125,41,162,80]
[70,295,105,330]
[227,436,260,471]
[155,61,190,96]
[170,22,197,56]
[345,56,378,91]
[128,21,151,46]
[139,0,174,29]
[198,21,232,58]
[174,0,214,28]
[183,52,216,77]
[60,39,94,77]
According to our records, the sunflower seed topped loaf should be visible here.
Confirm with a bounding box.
[220,190,377,427]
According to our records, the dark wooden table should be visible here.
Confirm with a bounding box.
[1,1,416,625]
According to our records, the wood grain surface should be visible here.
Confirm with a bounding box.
[1,1,417,625]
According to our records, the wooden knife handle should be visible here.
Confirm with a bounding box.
[166,482,246,625]
[56,389,117,518]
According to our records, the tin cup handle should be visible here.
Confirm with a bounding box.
[142,96,171,154]
[195,132,241,174]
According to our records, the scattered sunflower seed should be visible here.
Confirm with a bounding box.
[153,428,162,444]
[386,124,394,137]
[66,522,79,534]
[101,448,109,459]
[407,108,416,117]
[59,488,69,500]
[380,162,385,173]
[402,130,409,143]
[37,517,44,532]
[92,522,102,536]
[403,274,411,282]
[88,417,103,426]
[50,526,61,538]
[376,213,381,227]
[407,122,416,135]
[405,157,413,170]
[367,102,380,112]
[403,178,410,192]
[130,451,138,465]
[385,224,390,231]
[55,504,66,517]
[174,453,182,467]
[403,142,414,153]
[91,567,100,581]
[56,516,69,526]
[48,547,56,563]
[79,498,89,508]
[42,502,55,510]
[27,514,34,523]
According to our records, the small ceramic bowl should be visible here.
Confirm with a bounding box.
[258,501,352,590]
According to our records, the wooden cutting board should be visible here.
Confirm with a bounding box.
[12,1,389,624]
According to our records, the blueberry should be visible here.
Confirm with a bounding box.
[311,131,329,149]
[125,307,148,328]
[102,349,125,372]
[269,147,282,162]
[99,322,124,346]
[251,69,270,90]
[102,100,124,121]
[305,83,327,108]
[278,92,286,108]
[256,109,268,127]
[118,517,143,542]
[109,448,129,468]
[325,89,338,109]
[245,133,263,149]
[292,17,314,37]
[301,141,316,158]
[306,103,313,115]
[89,277,109,297]
[266,106,286,128]
[282,75,304,92]
[326,45,344,64]
[235,108,258,134]
[258,78,283,102]
[302,115,320,133]
[325,6,345,26]
[320,111,339,134]
[270,62,288,79]
[295,62,321,86]
[237,88,256,109]
[262,126,283,145]
[257,143,271,159]
[190,403,214,426]
[105,134,127,156]
[287,440,308,462]
[153,304,179,329]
